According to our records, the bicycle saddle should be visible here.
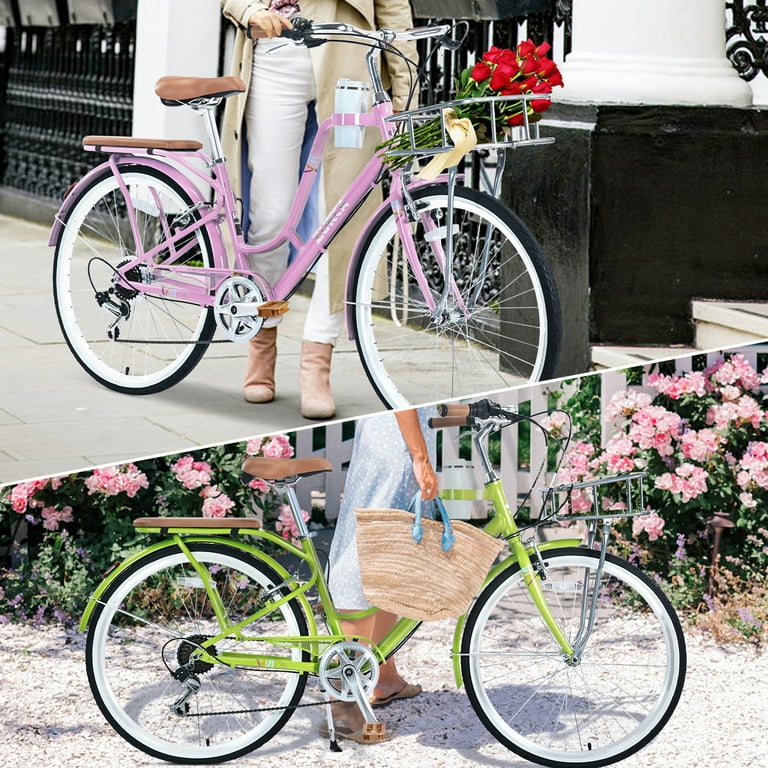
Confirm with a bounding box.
[155,75,246,105]
[242,457,333,482]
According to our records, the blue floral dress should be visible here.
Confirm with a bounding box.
[328,406,436,610]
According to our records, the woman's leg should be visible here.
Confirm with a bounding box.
[243,39,315,402]
[340,610,417,699]
[300,253,344,417]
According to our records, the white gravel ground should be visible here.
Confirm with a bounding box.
[1,620,766,768]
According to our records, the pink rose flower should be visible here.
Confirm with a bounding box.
[171,456,212,490]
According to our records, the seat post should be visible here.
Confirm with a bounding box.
[276,482,313,540]
[196,103,225,165]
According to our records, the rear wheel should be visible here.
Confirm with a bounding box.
[349,184,561,407]
[85,542,309,763]
[53,165,216,394]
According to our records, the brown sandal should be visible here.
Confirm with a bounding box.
[370,682,422,709]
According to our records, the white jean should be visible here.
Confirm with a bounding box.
[245,39,343,345]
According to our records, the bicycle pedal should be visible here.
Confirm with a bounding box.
[362,723,388,742]
[257,300,289,318]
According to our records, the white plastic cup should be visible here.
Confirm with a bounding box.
[440,460,477,520]
[334,79,370,149]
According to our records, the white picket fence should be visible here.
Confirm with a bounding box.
[294,345,768,521]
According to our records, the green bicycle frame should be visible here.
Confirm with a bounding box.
[79,476,581,687]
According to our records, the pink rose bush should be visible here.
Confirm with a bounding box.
[554,353,768,597]
[0,432,311,626]
[170,456,212,490]
[274,503,310,546]
[85,463,149,497]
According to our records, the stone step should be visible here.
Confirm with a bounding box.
[591,301,768,370]
[590,345,697,371]
[692,300,768,349]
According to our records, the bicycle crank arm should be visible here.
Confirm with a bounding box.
[342,664,379,725]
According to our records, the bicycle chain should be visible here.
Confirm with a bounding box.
[179,698,326,718]
[112,337,231,344]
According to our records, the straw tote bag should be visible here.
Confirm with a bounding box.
[356,494,505,621]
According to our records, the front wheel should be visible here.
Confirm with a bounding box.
[85,542,309,764]
[53,164,217,394]
[461,548,686,768]
[348,184,561,408]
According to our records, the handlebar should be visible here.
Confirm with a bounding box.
[250,16,454,47]
[428,400,522,429]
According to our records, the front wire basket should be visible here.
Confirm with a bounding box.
[384,93,555,160]
[538,472,649,548]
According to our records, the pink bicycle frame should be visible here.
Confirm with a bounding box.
[49,95,454,334]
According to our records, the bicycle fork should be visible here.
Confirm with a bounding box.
[397,169,497,323]
[523,524,613,665]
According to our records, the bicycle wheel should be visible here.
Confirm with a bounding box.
[461,547,686,768]
[349,184,561,408]
[85,542,310,764]
[53,164,217,394]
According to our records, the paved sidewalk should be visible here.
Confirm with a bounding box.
[0,213,384,486]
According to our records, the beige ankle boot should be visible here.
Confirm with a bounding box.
[300,341,335,419]
[243,326,278,403]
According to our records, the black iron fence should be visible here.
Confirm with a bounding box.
[0,0,136,201]
[0,0,763,205]
[727,0,768,81]
[3,22,134,197]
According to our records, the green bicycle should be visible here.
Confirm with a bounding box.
[80,399,686,766]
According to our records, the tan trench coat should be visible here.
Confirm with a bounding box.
[219,0,417,313]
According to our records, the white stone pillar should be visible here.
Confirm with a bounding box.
[558,0,753,107]
[132,0,222,142]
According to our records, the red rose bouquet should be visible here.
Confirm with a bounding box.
[381,39,563,170]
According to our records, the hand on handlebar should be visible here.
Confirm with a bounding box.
[247,9,294,39]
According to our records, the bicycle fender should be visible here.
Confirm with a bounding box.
[450,538,583,688]
[48,156,212,247]
[78,537,317,635]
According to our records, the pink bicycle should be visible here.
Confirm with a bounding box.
[49,19,561,408]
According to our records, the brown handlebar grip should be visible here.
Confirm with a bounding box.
[438,403,471,418]
[428,416,469,429]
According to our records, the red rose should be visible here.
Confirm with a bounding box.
[546,69,564,88]
[497,48,518,67]
[471,61,492,83]
[537,58,558,78]
[500,81,523,96]
[489,61,518,91]
[535,41,552,58]
[520,56,539,76]
[517,39,536,58]
[483,46,505,64]
[507,112,526,126]
[530,81,553,112]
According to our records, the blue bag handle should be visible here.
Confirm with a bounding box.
[409,493,455,553]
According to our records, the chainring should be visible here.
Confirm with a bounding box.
[317,641,380,702]
[213,276,265,341]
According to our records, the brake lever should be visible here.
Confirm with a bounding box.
[282,16,326,47]
[438,34,461,51]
